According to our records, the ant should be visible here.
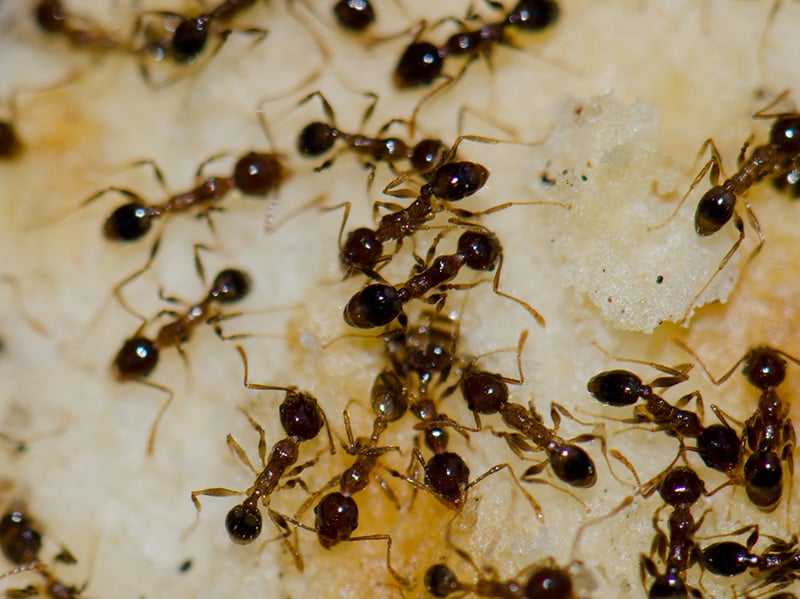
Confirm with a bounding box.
[702,525,799,579]
[424,559,576,599]
[452,334,605,491]
[394,0,560,88]
[86,136,287,244]
[133,0,264,68]
[113,267,251,453]
[190,346,334,564]
[0,99,22,160]
[34,0,126,52]
[0,561,86,599]
[586,348,744,478]
[653,92,800,321]
[640,465,708,599]
[678,343,798,512]
[343,223,545,328]
[297,90,448,178]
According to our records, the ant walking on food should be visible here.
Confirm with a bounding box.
[650,91,800,323]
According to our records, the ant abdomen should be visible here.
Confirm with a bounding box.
[0,511,43,564]
[701,541,755,577]
[225,504,262,545]
[232,152,286,196]
[210,268,251,303]
[744,448,783,511]
[769,116,800,154]
[103,202,152,241]
[114,337,160,380]
[586,370,646,407]
[394,42,444,88]
[695,184,736,236]
[343,284,403,329]
[549,444,596,488]
[506,0,560,30]
[333,0,375,31]
[298,122,337,156]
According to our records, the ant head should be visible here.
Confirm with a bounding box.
[461,370,508,415]
[0,511,43,564]
[424,563,460,597]
[225,504,262,544]
[113,337,159,380]
[341,228,384,272]
[744,449,783,511]
[457,230,499,271]
[297,122,336,156]
[233,152,286,196]
[506,0,560,32]
[344,284,403,329]
[647,573,687,599]
[549,444,596,488]
[210,269,251,303]
[394,41,444,88]
[657,467,704,507]
[694,185,735,236]
[103,202,152,241]
[0,121,21,159]
[314,492,359,548]
[333,0,376,32]
[410,139,447,174]
[425,452,470,510]
[525,566,573,599]
[279,391,324,440]
[587,370,644,407]
[701,541,752,577]
[171,16,211,63]
[429,161,489,201]
[742,346,786,390]
[696,424,741,473]
[35,0,67,33]
[770,116,800,155]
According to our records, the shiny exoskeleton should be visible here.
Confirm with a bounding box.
[338,158,488,276]
[191,359,333,552]
[641,467,707,599]
[113,268,251,380]
[332,0,375,31]
[394,0,560,87]
[93,152,286,242]
[34,0,125,52]
[424,560,575,598]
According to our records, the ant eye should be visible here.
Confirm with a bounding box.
[103,203,152,241]
[225,504,262,544]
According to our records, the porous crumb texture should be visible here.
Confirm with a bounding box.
[1,0,799,598]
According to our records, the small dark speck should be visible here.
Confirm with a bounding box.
[580,175,588,182]
[607,296,613,303]
[179,559,192,573]
[656,275,664,284]
[540,171,556,186]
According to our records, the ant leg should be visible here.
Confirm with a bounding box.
[0,275,47,335]
[591,341,694,388]
[752,88,794,120]
[671,339,749,387]
[680,213,745,325]
[648,138,722,231]
[104,235,163,325]
[472,462,546,521]
[297,90,338,128]
[447,199,572,219]
[266,509,305,572]
[674,390,704,423]
[342,533,410,587]
[491,255,545,327]
[126,158,170,191]
[126,378,175,456]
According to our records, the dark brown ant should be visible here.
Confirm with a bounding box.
[34,0,126,52]
[678,343,798,512]
[297,90,448,177]
[640,465,708,599]
[653,92,800,321]
[113,267,251,453]
[702,526,800,580]
[133,0,264,68]
[333,0,376,31]
[0,100,22,160]
[394,0,560,88]
[343,224,545,328]
[424,560,576,598]
[0,512,42,565]
[456,347,603,490]
[86,142,287,243]
[190,346,334,567]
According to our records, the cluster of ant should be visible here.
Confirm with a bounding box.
[3,0,800,598]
